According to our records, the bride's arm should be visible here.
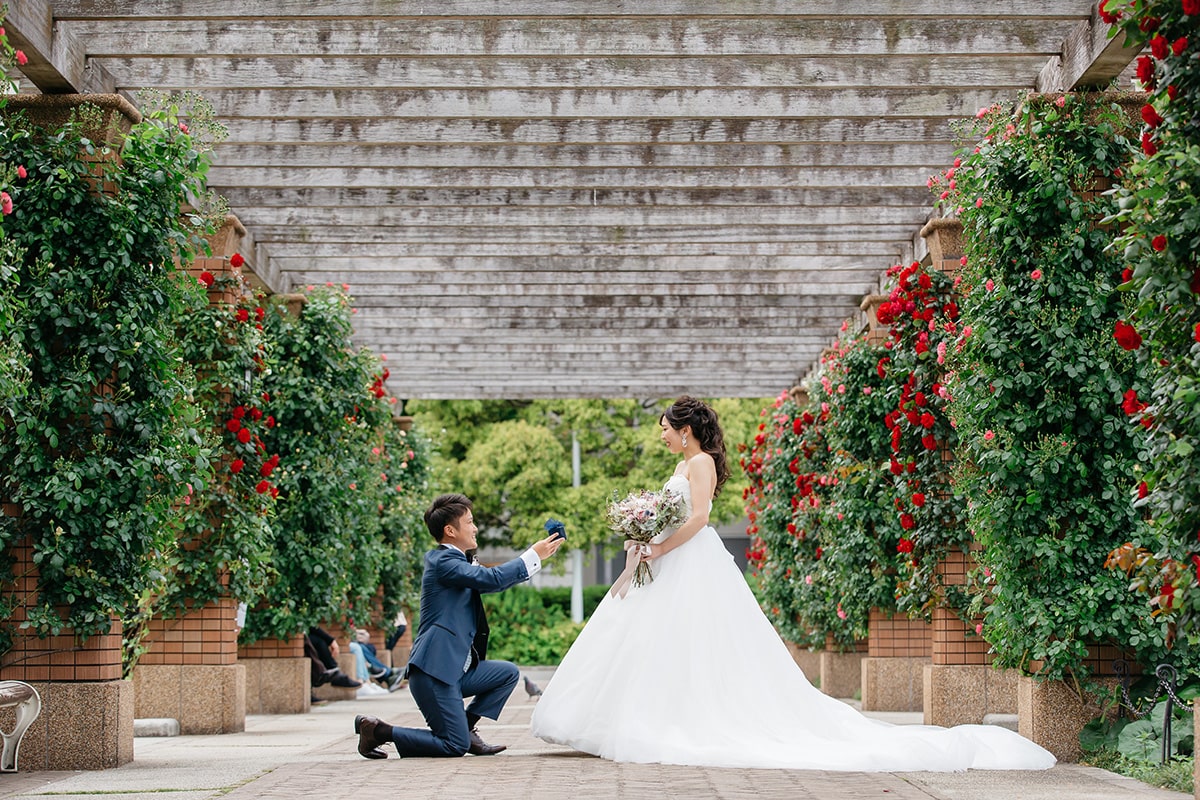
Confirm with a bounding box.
[645,454,716,559]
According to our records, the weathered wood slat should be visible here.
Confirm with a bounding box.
[207,165,937,189]
[209,142,955,169]
[289,256,892,274]
[249,224,916,244]
[302,271,882,289]
[100,55,1049,90]
[61,18,1077,57]
[49,1,1097,19]
[271,241,906,259]
[149,86,1010,119]
[216,116,957,146]
[236,204,924,228]
[339,280,869,297]
[220,185,932,209]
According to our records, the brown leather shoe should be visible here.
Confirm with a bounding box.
[467,728,506,756]
[354,714,388,759]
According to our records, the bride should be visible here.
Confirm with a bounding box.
[530,396,1055,771]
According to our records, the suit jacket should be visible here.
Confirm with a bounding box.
[407,545,530,685]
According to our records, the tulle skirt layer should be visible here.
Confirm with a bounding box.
[530,526,1055,771]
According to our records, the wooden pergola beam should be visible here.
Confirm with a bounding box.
[4,0,116,93]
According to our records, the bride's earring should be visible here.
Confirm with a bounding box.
[681,434,688,448]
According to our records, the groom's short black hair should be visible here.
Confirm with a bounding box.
[425,493,473,541]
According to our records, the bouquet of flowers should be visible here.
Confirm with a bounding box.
[606,488,687,591]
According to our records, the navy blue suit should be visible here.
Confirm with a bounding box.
[390,545,530,757]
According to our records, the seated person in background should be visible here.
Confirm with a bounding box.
[306,626,361,688]
[352,628,405,692]
[385,609,408,651]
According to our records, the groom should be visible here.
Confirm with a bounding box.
[354,493,565,759]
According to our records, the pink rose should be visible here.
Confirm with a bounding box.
[984,430,995,441]
[1031,269,1042,280]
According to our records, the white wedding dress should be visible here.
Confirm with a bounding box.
[530,474,1056,771]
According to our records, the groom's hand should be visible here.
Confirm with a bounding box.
[531,532,566,560]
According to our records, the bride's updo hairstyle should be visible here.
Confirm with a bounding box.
[662,396,731,497]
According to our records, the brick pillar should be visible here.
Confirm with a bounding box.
[819,634,868,700]
[0,533,133,770]
[238,635,310,714]
[859,293,890,345]
[922,548,1019,726]
[132,598,245,734]
[133,214,251,734]
[861,609,932,712]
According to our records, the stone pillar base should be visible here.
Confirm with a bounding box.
[5,680,133,770]
[820,650,866,699]
[242,658,308,715]
[132,664,245,734]
[862,656,929,712]
[784,640,821,685]
[1018,675,1119,762]
[924,664,1018,726]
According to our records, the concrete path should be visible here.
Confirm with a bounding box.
[0,667,1187,800]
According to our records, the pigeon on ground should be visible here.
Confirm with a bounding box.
[523,675,543,699]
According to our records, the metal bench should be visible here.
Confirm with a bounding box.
[0,681,41,772]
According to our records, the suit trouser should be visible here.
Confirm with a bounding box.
[390,660,519,757]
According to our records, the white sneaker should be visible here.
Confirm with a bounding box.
[356,682,388,698]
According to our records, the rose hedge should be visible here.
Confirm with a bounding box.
[0,100,217,643]
[943,91,1175,683]
[1100,0,1200,659]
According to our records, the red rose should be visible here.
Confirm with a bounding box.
[786,522,797,535]
[1141,104,1164,128]
[235,308,250,323]
[230,459,245,474]
[255,307,265,321]
[1122,268,1133,283]
[1173,37,1188,57]
[1142,132,1158,156]
[270,486,279,499]
[1152,234,1167,252]
[900,513,915,530]
[897,538,914,554]
[793,418,804,435]
[889,459,903,475]
[1137,481,1149,499]
[1194,322,1200,343]
[1168,85,1179,101]
[256,480,270,494]
[1114,320,1142,351]
[920,413,936,429]
[1139,16,1161,32]
[230,252,245,268]
[198,271,215,288]
[1150,34,1169,60]
[225,418,241,432]
[1187,0,1200,16]
[918,273,932,289]
[912,492,926,507]
[237,428,252,444]
[265,416,276,428]
[261,393,271,403]
[260,462,275,478]
[814,547,823,560]
[249,408,263,421]
[914,392,927,407]
[232,406,246,419]
[876,356,890,378]
[1122,389,1147,416]
[1136,55,1155,88]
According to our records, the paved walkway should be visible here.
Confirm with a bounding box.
[0,668,1188,800]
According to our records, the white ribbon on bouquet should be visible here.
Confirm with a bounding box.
[609,539,653,599]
